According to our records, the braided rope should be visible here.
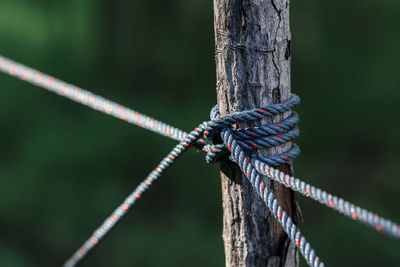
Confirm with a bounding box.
[0,55,399,267]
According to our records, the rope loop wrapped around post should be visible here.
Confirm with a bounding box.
[1,55,399,267]
[204,95,301,166]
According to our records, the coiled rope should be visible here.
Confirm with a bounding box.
[0,55,399,267]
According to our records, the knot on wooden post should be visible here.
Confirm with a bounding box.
[203,95,300,166]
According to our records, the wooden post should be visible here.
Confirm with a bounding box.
[214,0,301,266]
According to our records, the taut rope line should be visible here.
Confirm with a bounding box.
[0,55,399,267]
[0,56,187,142]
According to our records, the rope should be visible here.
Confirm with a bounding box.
[65,96,326,267]
[0,56,187,142]
[64,129,202,267]
[0,55,399,267]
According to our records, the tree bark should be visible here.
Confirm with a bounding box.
[214,1,301,266]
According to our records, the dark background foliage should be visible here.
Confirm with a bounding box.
[0,0,399,266]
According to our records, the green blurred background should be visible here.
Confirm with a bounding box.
[0,0,399,266]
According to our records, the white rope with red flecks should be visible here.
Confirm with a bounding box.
[0,55,399,267]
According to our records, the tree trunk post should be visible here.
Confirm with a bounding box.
[214,0,301,266]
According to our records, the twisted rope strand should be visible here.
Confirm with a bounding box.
[0,55,187,142]
[219,128,323,267]
[235,128,299,150]
[0,55,399,266]
[62,97,400,266]
[231,112,299,140]
[64,127,204,267]
[203,104,322,267]
[254,161,400,239]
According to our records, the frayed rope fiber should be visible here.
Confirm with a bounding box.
[0,55,399,267]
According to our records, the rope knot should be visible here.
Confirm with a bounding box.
[204,94,301,166]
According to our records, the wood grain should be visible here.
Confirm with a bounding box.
[213,0,301,266]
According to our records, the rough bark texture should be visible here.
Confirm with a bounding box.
[214,1,301,266]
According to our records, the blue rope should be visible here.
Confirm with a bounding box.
[64,95,325,266]
[64,95,325,267]
[204,97,300,165]
[206,95,323,267]
[63,93,400,267]
[0,55,398,267]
